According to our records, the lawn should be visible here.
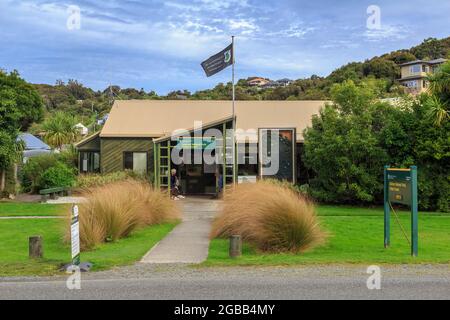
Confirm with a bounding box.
[0,218,177,276]
[0,202,69,217]
[206,206,450,266]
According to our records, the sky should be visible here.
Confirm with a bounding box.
[0,0,449,94]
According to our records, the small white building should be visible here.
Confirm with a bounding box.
[75,123,89,136]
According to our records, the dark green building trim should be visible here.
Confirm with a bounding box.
[76,133,101,151]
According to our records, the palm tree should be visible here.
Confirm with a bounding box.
[427,62,450,98]
[426,61,450,126]
[43,112,79,150]
[425,95,449,126]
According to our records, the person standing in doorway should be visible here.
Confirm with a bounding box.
[171,169,185,200]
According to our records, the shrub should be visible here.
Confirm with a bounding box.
[210,181,327,253]
[303,80,450,212]
[76,180,180,250]
[265,179,310,198]
[40,162,76,189]
[58,145,79,171]
[76,170,149,189]
[20,154,60,192]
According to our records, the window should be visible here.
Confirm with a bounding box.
[410,65,421,74]
[124,152,147,174]
[237,143,258,176]
[405,80,418,88]
[80,152,100,173]
[259,129,296,183]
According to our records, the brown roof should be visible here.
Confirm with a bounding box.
[100,100,327,142]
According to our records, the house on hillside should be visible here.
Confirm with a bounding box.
[398,58,447,94]
[76,100,327,195]
[261,79,294,89]
[75,123,89,136]
[97,114,109,126]
[277,78,293,87]
[247,77,270,87]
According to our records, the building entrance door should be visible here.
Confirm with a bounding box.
[180,164,216,195]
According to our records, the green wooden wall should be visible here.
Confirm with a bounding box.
[100,138,154,174]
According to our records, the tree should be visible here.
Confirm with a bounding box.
[0,70,43,193]
[66,79,93,100]
[410,37,450,60]
[0,70,44,131]
[0,132,16,192]
[303,80,390,204]
[303,80,449,211]
[42,112,79,150]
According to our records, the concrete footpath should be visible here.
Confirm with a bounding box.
[141,197,221,264]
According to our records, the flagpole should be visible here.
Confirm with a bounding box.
[231,35,236,185]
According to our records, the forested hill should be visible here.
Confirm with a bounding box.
[192,36,450,100]
[22,36,450,123]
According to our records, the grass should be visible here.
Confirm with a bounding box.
[0,218,177,276]
[317,205,448,216]
[206,206,450,266]
[0,202,69,217]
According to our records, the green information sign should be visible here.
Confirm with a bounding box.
[387,170,412,205]
[176,137,216,150]
[384,166,418,257]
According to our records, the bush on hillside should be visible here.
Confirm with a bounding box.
[210,181,327,253]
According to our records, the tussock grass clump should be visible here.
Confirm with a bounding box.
[210,180,326,253]
[75,180,180,250]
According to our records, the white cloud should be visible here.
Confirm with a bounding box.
[320,39,360,49]
[164,0,249,12]
[364,24,410,42]
[227,19,260,34]
[267,24,316,38]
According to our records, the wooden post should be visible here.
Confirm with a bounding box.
[229,235,242,258]
[384,165,390,248]
[0,169,5,193]
[29,236,43,259]
[411,166,418,257]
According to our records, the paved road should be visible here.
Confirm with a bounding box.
[1,264,449,300]
[141,197,221,263]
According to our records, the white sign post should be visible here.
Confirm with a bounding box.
[71,205,80,265]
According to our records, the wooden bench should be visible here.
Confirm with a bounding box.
[39,187,71,202]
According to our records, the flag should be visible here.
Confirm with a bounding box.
[201,43,233,77]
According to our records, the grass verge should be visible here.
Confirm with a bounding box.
[206,207,450,266]
[0,202,69,217]
[0,218,177,276]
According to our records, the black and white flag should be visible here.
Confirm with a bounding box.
[201,43,233,77]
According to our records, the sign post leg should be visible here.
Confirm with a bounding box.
[384,166,390,248]
[411,166,418,257]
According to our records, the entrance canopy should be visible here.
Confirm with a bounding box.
[153,117,235,194]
